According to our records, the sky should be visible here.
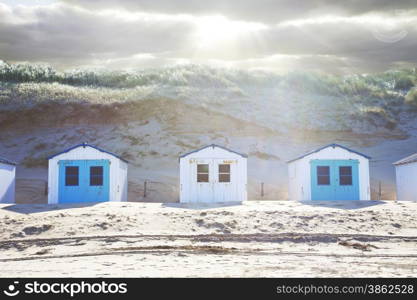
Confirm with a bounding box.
[0,0,416,73]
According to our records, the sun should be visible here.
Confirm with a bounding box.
[194,15,266,49]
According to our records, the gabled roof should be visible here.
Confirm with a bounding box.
[287,143,371,163]
[393,153,417,166]
[48,143,128,163]
[0,156,16,166]
[179,144,248,159]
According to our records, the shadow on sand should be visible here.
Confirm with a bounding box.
[300,200,387,210]
[162,202,242,210]
[0,202,103,215]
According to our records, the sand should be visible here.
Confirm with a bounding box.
[0,200,416,277]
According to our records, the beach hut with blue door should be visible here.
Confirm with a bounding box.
[287,144,370,201]
[0,156,16,203]
[48,143,128,204]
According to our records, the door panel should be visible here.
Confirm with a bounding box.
[84,160,110,202]
[59,160,85,203]
[189,159,237,202]
[333,161,359,200]
[214,159,237,202]
[191,159,213,203]
[310,159,359,200]
[310,160,334,201]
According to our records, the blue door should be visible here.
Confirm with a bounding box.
[310,159,359,200]
[58,160,110,203]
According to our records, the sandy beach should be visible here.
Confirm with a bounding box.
[0,200,416,277]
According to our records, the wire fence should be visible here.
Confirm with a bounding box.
[16,178,394,202]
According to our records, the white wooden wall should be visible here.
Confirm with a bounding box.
[48,146,127,204]
[180,146,247,203]
[119,160,128,202]
[0,162,15,203]
[395,163,417,201]
[288,146,370,201]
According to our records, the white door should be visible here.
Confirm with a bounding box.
[190,159,237,202]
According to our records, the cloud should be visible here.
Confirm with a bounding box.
[63,0,417,23]
[0,3,195,66]
[262,15,417,58]
[183,14,417,71]
[0,1,416,73]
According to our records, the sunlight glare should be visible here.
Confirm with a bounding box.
[195,15,266,48]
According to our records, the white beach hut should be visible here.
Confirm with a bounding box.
[179,144,247,203]
[0,156,16,203]
[287,144,371,201]
[48,143,128,204]
[394,153,417,201]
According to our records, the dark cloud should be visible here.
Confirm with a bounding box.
[0,3,194,64]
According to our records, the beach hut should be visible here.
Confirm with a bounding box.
[0,156,16,203]
[179,144,247,203]
[48,143,128,204]
[394,153,417,201]
[287,144,370,201]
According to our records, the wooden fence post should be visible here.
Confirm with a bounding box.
[261,182,264,198]
[378,181,382,201]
